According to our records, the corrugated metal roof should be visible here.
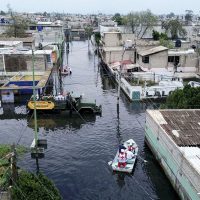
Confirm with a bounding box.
[138,46,168,56]
[160,110,200,146]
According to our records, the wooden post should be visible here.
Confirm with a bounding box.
[11,143,18,184]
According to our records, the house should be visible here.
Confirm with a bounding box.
[0,48,54,74]
[137,46,168,71]
[168,49,199,72]
[0,48,55,103]
[0,37,35,50]
[0,41,23,48]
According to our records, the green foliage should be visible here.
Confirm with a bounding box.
[162,19,187,40]
[185,10,193,25]
[94,32,101,46]
[152,30,168,41]
[5,5,28,38]
[0,145,10,158]
[160,32,168,40]
[152,30,160,40]
[166,12,175,19]
[84,25,93,39]
[162,85,200,109]
[6,15,28,37]
[159,38,174,49]
[112,13,125,25]
[11,171,62,200]
[0,144,27,158]
[0,10,6,15]
[0,144,28,190]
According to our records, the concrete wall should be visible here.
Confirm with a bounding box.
[145,110,200,200]
[0,54,46,72]
[168,53,198,72]
[104,50,135,64]
[102,32,122,47]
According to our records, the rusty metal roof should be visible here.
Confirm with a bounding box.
[160,110,200,147]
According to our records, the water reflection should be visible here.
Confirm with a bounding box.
[0,104,27,119]
[143,144,179,200]
[27,112,97,130]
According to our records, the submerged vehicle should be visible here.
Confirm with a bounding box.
[27,93,102,114]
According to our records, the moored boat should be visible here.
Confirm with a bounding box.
[27,93,102,114]
[61,66,72,76]
[110,139,138,173]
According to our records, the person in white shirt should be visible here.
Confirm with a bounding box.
[126,150,135,164]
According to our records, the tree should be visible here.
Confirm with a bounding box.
[6,5,28,38]
[152,30,168,40]
[159,37,174,48]
[152,30,160,40]
[162,85,200,109]
[166,12,175,19]
[162,19,187,40]
[112,13,124,25]
[185,10,193,25]
[125,10,157,38]
[84,25,93,48]
[0,10,6,15]
[124,11,140,34]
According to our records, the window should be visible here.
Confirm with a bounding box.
[168,56,180,63]
[46,55,51,63]
[142,56,149,63]
[168,56,174,63]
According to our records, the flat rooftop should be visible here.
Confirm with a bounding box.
[0,70,52,90]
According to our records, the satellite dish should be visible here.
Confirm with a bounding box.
[38,43,43,50]
[191,45,196,49]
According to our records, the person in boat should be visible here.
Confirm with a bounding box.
[127,142,136,153]
[119,143,126,153]
[125,150,135,164]
[118,149,127,168]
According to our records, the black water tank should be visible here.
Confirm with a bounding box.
[175,39,182,48]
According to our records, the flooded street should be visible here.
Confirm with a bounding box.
[0,41,179,200]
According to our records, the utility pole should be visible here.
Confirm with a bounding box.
[117,48,126,117]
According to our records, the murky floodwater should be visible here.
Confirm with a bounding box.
[0,41,179,200]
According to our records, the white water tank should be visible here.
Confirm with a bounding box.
[124,40,133,49]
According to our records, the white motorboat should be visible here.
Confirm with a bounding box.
[110,139,138,173]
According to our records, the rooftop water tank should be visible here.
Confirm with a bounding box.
[124,40,133,49]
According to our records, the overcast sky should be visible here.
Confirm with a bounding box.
[1,0,200,15]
